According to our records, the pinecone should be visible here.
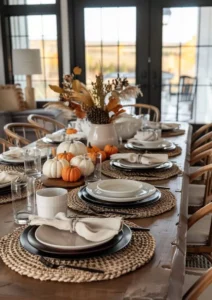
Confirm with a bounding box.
[87,106,110,124]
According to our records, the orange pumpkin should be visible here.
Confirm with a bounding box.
[98,150,107,161]
[62,166,81,182]
[88,150,107,163]
[104,144,118,158]
[66,128,77,134]
[87,143,101,153]
[57,151,74,162]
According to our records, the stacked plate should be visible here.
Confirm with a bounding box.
[110,159,173,172]
[0,181,11,195]
[20,223,132,259]
[78,179,162,208]
[125,138,176,151]
[0,148,47,164]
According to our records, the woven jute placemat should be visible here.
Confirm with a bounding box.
[0,164,24,173]
[0,224,155,283]
[162,129,185,138]
[0,180,43,205]
[119,145,182,158]
[101,160,181,181]
[68,188,176,219]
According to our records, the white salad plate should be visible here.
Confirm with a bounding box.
[97,179,143,198]
[35,225,113,250]
[126,140,174,150]
[118,159,162,169]
[86,181,156,203]
[0,149,47,163]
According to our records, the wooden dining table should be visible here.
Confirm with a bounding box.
[0,122,192,300]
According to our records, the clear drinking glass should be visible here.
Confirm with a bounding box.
[11,176,36,225]
[24,147,41,178]
[83,153,102,184]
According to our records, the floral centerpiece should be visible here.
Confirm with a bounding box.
[45,67,142,124]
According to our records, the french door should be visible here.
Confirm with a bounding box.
[69,0,212,123]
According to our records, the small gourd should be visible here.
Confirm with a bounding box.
[57,141,87,156]
[56,151,74,162]
[62,166,81,182]
[66,128,77,135]
[87,143,101,153]
[88,150,107,163]
[104,144,118,158]
[70,155,94,176]
[42,158,69,178]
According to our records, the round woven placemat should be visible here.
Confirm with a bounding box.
[0,164,24,172]
[68,188,176,219]
[119,145,182,158]
[0,224,155,283]
[162,129,185,138]
[101,160,181,181]
[0,180,43,205]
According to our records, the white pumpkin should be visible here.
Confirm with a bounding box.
[71,155,94,176]
[42,158,69,178]
[57,141,87,156]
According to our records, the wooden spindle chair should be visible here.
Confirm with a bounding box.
[0,138,13,153]
[189,164,212,213]
[191,131,212,153]
[192,123,212,147]
[191,141,212,161]
[28,114,65,133]
[122,104,160,122]
[4,123,49,147]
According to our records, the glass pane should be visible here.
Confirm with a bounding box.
[181,47,197,78]
[195,86,212,123]
[84,7,136,86]
[85,46,101,85]
[10,15,59,100]
[8,0,55,4]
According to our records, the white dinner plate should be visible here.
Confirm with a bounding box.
[35,225,114,250]
[118,159,162,169]
[0,149,47,163]
[0,182,11,188]
[86,181,156,203]
[97,179,143,198]
[126,140,174,150]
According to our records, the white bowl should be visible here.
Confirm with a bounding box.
[97,179,143,198]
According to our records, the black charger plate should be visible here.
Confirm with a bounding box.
[20,224,132,259]
[111,160,173,172]
[79,187,161,208]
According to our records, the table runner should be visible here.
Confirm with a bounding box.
[68,188,176,219]
[0,224,155,283]
[101,161,181,181]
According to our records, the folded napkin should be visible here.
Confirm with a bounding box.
[65,132,86,140]
[29,213,122,242]
[46,134,64,142]
[3,147,23,158]
[111,153,168,165]
[161,123,179,130]
[133,131,157,141]
[0,171,22,184]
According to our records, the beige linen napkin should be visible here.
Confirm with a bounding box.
[0,171,22,184]
[111,153,168,165]
[134,131,156,141]
[3,147,23,158]
[46,134,63,142]
[161,123,179,130]
[29,213,122,242]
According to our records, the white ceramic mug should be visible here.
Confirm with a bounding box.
[36,188,68,218]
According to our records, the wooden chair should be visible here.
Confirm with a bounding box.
[183,203,212,299]
[122,104,160,122]
[28,114,65,133]
[188,164,212,213]
[183,266,212,299]
[4,123,49,147]
[192,123,212,147]
[0,138,13,152]
[191,141,212,161]
[191,131,212,153]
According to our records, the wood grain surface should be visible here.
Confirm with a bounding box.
[0,123,191,300]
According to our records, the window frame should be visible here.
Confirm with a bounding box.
[0,0,63,93]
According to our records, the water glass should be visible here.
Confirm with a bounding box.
[141,128,161,141]
[84,153,102,184]
[24,147,41,178]
[11,176,36,225]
